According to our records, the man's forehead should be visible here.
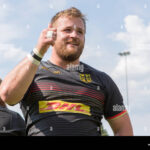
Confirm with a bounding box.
[55,16,85,29]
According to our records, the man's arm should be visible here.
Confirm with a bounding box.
[0,59,39,105]
[107,113,133,136]
[0,25,56,105]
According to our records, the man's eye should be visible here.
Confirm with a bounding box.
[64,29,71,32]
[78,30,83,34]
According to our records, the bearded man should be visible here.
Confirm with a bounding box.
[0,7,133,136]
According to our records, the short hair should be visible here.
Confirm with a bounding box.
[0,78,2,84]
[51,7,87,32]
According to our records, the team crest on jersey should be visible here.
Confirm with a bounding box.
[79,74,92,83]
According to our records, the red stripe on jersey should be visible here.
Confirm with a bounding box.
[106,110,127,120]
[30,82,105,103]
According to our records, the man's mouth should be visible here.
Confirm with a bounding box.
[66,42,79,46]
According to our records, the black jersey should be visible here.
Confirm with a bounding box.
[20,60,127,136]
[0,106,26,136]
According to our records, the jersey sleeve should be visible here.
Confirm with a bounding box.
[102,73,127,120]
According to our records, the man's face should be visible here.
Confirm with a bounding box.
[53,16,85,62]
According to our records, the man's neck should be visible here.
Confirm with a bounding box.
[49,50,80,69]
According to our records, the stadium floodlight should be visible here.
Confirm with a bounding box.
[118,51,130,56]
[118,51,130,107]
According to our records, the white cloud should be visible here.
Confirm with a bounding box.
[112,15,150,78]
[0,23,23,43]
[111,15,150,103]
[0,1,27,63]
[107,15,150,135]
[0,43,27,63]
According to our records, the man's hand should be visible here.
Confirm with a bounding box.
[36,24,57,56]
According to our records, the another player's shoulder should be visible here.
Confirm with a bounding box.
[0,106,24,123]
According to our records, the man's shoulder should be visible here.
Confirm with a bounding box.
[81,62,108,76]
[34,61,53,75]
[81,62,114,85]
[39,60,52,69]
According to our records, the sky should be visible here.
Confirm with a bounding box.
[0,0,150,136]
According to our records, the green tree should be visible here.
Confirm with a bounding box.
[101,125,109,136]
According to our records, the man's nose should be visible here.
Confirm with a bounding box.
[70,30,78,38]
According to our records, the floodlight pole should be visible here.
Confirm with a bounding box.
[118,51,130,107]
